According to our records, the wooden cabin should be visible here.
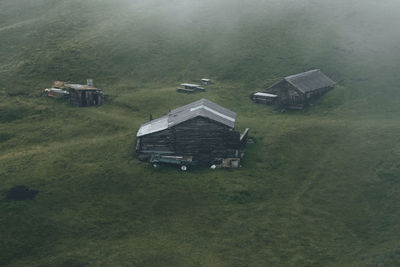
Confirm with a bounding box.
[201,79,212,85]
[136,99,249,166]
[66,82,104,107]
[47,79,104,107]
[265,69,336,109]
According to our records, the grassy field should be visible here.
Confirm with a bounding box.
[1,0,400,266]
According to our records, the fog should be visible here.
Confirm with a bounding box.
[1,0,400,91]
[115,0,400,65]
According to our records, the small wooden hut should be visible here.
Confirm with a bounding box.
[201,79,212,85]
[66,82,104,107]
[264,69,336,109]
[177,83,205,94]
[136,99,249,166]
[45,80,104,107]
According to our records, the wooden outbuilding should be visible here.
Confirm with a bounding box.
[46,79,104,107]
[263,69,336,109]
[136,99,249,166]
[44,88,69,98]
[250,92,278,105]
[201,79,212,85]
[66,82,104,107]
[177,83,205,94]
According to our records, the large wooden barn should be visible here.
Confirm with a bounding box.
[263,69,336,109]
[136,99,249,167]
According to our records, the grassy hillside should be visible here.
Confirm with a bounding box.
[1,0,400,266]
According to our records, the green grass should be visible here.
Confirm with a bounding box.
[1,0,400,266]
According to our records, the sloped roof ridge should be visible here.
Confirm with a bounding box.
[284,69,336,93]
[284,69,320,80]
[137,98,236,137]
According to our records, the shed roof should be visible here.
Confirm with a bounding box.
[283,69,336,93]
[65,83,100,91]
[137,99,236,137]
[181,83,200,88]
[254,92,278,98]
[49,88,69,94]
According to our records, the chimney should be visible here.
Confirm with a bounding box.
[87,79,94,87]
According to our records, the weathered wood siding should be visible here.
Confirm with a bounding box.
[137,117,242,164]
[267,81,333,109]
[69,89,104,107]
[137,128,175,159]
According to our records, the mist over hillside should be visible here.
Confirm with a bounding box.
[0,0,399,94]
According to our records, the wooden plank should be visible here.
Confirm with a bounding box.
[177,88,196,93]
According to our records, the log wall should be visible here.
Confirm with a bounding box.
[69,89,104,107]
[137,117,242,164]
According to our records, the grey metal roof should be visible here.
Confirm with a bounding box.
[254,92,278,98]
[181,83,200,88]
[284,69,336,93]
[49,88,69,94]
[136,116,169,137]
[137,99,236,137]
[65,83,100,91]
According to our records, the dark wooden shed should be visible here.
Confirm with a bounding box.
[201,79,212,85]
[265,69,336,109]
[66,83,104,107]
[136,99,249,166]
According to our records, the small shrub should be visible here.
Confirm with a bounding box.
[0,106,28,122]
[5,88,29,97]
[6,185,38,201]
[0,133,13,142]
